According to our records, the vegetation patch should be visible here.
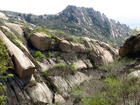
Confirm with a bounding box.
[69,64,77,72]
[30,28,55,38]
[54,63,67,69]
[65,35,84,44]
[98,57,136,76]
[70,58,140,105]
[82,76,140,105]
[0,40,13,105]
[52,63,77,75]
[33,51,45,61]
[46,52,56,58]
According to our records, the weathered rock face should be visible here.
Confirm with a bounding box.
[26,82,53,104]
[119,34,140,57]
[29,32,52,51]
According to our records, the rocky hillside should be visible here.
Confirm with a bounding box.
[1,5,131,44]
[0,11,140,105]
[0,12,120,105]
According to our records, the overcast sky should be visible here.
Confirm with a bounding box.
[0,0,139,28]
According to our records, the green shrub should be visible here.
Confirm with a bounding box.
[65,35,84,44]
[83,96,109,105]
[98,57,136,76]
[46,52,56,58]
[54,63,77,74]
[69,64,77,72]
[69,57,139,105]
[82,77,123,105]
[41,69,49,76]
[34,51,45,61]
[86,48,93,53]
[54,63,67,69]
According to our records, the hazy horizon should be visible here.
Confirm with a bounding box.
[0,0,139,28]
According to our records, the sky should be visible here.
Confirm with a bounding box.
[0,0,139,28]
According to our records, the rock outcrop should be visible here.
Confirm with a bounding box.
[119,34,140,57]
[29,32,52,51]
[29,33,117,65]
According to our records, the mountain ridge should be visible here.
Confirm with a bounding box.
[0,5,131,44]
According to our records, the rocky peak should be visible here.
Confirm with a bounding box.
[58,5,130,38]
[59,5,107,26]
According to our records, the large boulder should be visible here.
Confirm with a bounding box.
[0,30,35,78]
[29,32,52,51]
[59,40,72,52]
[119,34,140,57]
[89,45,114,65]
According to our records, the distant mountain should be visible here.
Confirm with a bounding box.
[1,5,132,44]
